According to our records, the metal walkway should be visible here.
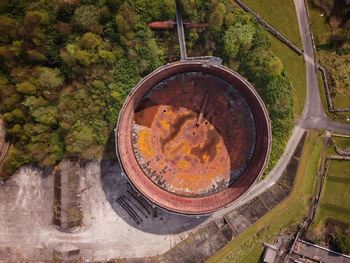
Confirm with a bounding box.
[176,0,187,60]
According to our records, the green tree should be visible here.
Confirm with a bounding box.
[2,146,32,176]
[23,10,49,27]
[0,15,17,42]
[76,50,97,66]
[73,5,101,33]
[98,49,116,64]
[209,10,224,31]
[31,105,58,125]
[27,49,47,62]
[37,67,63,90]
[16,81,37,95]
[224,12,235,27]
[80,32,102,49]
[252,26,271,49]
[22,96,48,110]
[224,21,255,58]
[65,121,95,156]
[331,232,350,254]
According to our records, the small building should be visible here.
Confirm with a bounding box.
[263,243,278,263]
[293,239,350,263]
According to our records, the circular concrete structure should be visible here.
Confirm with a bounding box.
[116,60,271,215]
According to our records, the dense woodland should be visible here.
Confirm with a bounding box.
[0,0,293,178]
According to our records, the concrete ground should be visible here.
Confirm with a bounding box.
[0,161,206,261]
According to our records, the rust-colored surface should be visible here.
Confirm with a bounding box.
[132,73,256,197]
[116,61,271,215]
[148,21,176,29]
[148,21,208,29]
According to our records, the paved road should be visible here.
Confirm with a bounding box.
[294,0,350,134]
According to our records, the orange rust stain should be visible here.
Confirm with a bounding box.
[136,129,155,158]
[131,72,256,197]
[176,159,191,170]
[134,105,160,128]
[134,104,231,196]
[159,118,170,130]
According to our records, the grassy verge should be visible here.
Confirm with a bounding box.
[307,0,330,45]
[263,38,307,173]
[270,37,306,120]
[308,1,350,111]
[317,72,350,124]
[207,131,323,263]
[241,0,302,48]
[310,158,350,234]
[333,136,350,149]
[333,95,350,109]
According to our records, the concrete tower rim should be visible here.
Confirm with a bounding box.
[115,60,272,215]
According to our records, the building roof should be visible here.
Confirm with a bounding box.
[263,244,277,263]
[294,239,350,263]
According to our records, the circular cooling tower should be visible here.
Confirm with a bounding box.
[116,60,271,215]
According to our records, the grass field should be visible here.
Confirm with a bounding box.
[333,95,350,109]
[311,159,350,233]
[317,72,350,124]
[207,131,323,263]
[334,136,350,149]
[307,0,330,45]
[241,0,302,48]
[308,1,350,110]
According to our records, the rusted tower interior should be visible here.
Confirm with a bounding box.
[116,61,271,215]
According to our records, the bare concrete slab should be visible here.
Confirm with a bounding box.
[159,222,227,263]
[259,189,281,210]
[0,161,206,261]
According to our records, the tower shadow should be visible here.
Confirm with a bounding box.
[100,158,208,235]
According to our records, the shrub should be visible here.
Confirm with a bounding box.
[73,5,101,33]
[80,32,102,49]
[331,232,350,254]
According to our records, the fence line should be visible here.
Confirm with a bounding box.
[286,154,350,260]
[235,0,350,114]
[234,0,303,56]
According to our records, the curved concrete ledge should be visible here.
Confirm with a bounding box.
[116,60,272,215]
[334,145,350,156]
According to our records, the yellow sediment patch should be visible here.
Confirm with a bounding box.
[137,129,155,158]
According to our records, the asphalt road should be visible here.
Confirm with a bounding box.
[294,0,350,134]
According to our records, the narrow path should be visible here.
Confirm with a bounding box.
[175,0,187,60]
